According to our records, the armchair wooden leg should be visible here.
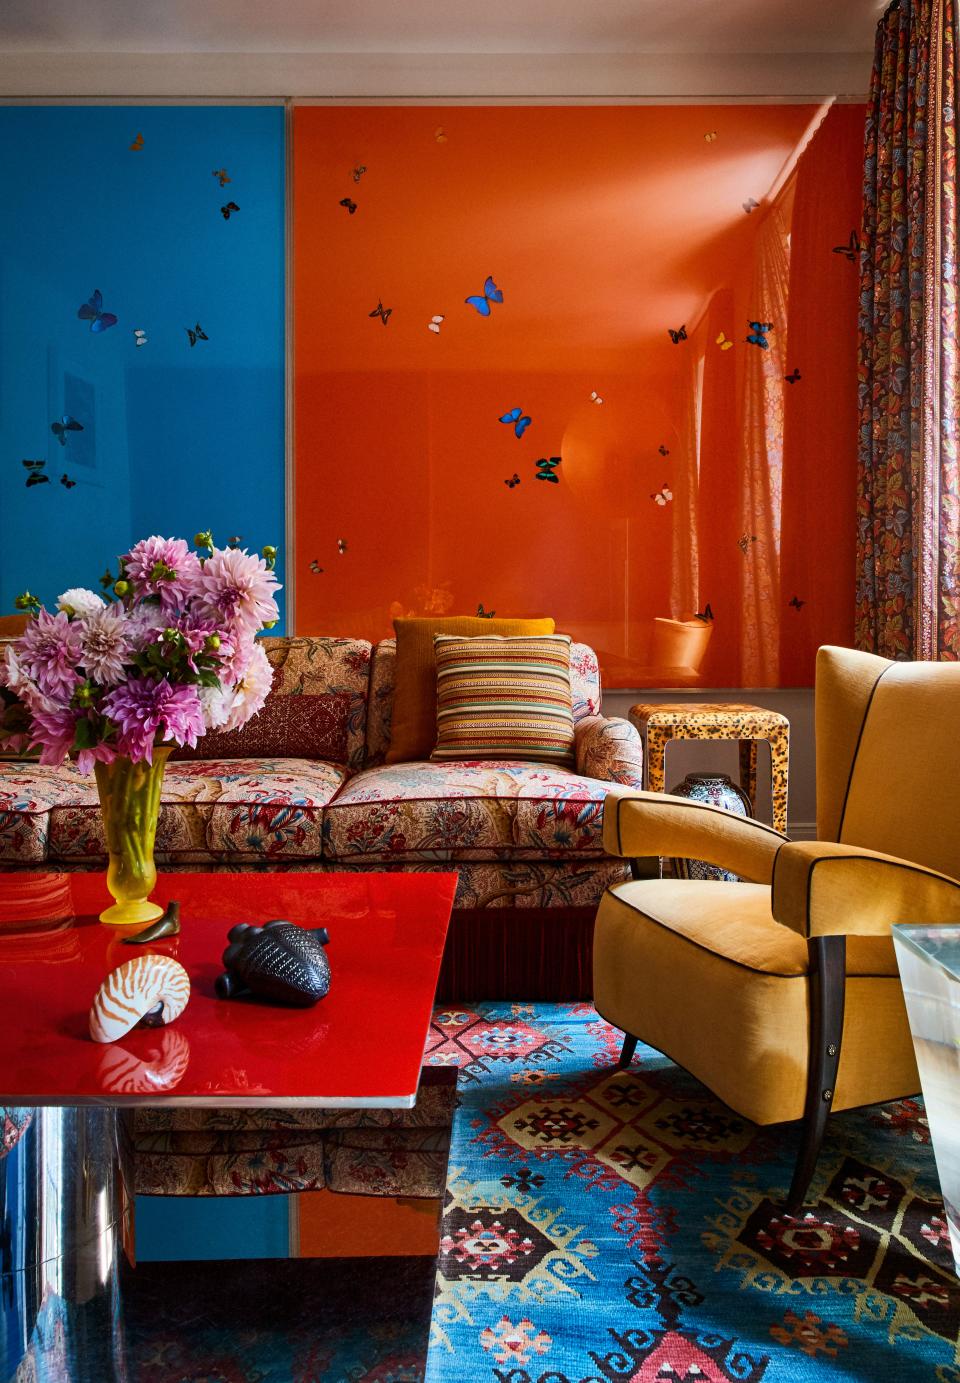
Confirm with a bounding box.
[618,1033,639,1068]
[786,935,846,1214]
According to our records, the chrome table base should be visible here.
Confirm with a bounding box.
[1,1107,133,1383]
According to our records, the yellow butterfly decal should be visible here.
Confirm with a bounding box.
[715,332,734,351]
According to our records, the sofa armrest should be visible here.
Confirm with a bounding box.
[602,788,786,883]
[772,840,960,938]
[574,715,644,788]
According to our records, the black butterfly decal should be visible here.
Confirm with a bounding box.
[738,533,758,554]
[832,230,860,262]
[51,416,83,446]
[60,473,76,489]
[337,539,348,554]
[535,456,561,484]
[789,595,806,610]
[186,323,209,347]
[477,604,495,618]
[352,165,367,183]
[668,325,687,344]
[212,168,231,187]
[746,321,773,349]
[98,568,114,590]
[658,444,670,456]
[220,202,240,220]
[369,301,392,326]
[695,603,714,622]
[784,368,801,384]
[340,198,357,215]
[504,473,520,489]
[309,559,324,574]
[22,459,49,487]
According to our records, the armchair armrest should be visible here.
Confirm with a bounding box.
[772,840,960,938]
[575,715,644,789]
[602,788,787,884]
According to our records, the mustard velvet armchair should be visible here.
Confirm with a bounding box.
[593,645,960,1211]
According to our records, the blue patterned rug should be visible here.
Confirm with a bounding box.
[426,1003,960,1383]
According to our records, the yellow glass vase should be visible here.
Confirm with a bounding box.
[93,746,171,926]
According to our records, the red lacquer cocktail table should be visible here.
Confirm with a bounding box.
[0,870,457,1383]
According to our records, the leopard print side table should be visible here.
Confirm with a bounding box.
[627,703,790,833]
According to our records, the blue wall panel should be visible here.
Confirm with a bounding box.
[0,105,286,625]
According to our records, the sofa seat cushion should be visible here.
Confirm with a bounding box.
[31,758,347,864]
[323,760,610,862]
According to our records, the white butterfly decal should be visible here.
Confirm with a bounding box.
[133,328,147,347]
[428,315,444,334]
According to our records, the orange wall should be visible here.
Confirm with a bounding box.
[293,104,864,686]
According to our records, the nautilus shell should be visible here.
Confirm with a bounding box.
[89,954,191,1044]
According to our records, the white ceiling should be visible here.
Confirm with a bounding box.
[0,0,884,56]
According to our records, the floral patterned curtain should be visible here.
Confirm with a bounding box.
[858,0,960,659]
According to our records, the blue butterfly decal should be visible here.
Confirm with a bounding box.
[51,415,83,446]
[746,320,773,349]
[466,275,504,316]
[535,456,561,483]
[78,289,117,333]
[499,407,532,439]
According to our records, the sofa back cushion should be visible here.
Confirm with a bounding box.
[260,637,371,770]
[365,637,602,764]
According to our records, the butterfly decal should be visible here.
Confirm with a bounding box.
[743,197,759,214]
[226,535,243,549]
[832,229,860,262]
[716,332,733,351]
[668,325,687,344]
[212,168,231,186]
[651,484,673,506]
[784,368,801,384]
[60,473,76,489]
[737,533,758,554]
[340,198,357,215]
[337,539,348,554]
[369,300,392,326]
[220,202,240,220]
[500,407,532,439]
[789,595,806,610]
[129,132,144,151]
[133,328,147,348]
[309,559,324,574]
[658,444,670,457]
[477,604,495,618]
[78,288,117,333]
[590,391,604,404]
[428,315,444,333]
[186,323,209,347]
[435,127,448,143]
[465,275,503,317]
[535,456,561,483]
[22,459,49,487]
[98,568,114,590]
[352,165,367,183]
[746,320,773,349]
[704,131,718,143]
[695,603,714,622]
[504,473,520,489]
[51,416,83,446]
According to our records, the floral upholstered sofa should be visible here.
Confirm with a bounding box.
[0,635,642,1197]
[0,635,642,994]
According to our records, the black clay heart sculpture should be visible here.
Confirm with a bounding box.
[215,920,331,1007]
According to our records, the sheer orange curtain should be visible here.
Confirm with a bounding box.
[739,186,794,685]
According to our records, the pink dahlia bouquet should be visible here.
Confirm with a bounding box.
[0,532,281,771]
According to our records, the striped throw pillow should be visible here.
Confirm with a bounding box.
[430,634,576,768]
